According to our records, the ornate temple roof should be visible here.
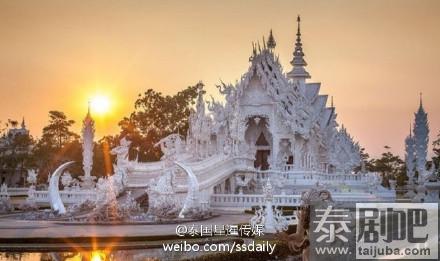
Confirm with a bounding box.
[199,16,361,170]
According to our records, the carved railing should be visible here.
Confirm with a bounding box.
[126,153,379,192]
[5,187,28,196]
[127,154,252,189]
[282,164,295,172]
[33,190,96,205]
[210,191,394,208]
[210,194,301,208]
[250,170,374,190]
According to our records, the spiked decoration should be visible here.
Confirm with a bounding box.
[267,29,276,49]
[287,15,311,79]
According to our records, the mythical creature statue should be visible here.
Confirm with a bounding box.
[110,137,132,188]
[111,137,131,166]
[155,133,185,162]
[26,169,38,185]
[146,167,180,218]
[0,183,12,213]
[0,183,9,199]
[61,171,73,189]
[234,173,253,194]
[276,188,334,261]
[250,178,288,233]
[207,96,227,134]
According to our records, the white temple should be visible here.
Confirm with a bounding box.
[120,16,395,210]
[80,103,95,189]
[18,17,398,215]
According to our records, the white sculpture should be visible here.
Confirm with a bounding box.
[405,125,416,191]
[111,137,131,167]
[155,133,185,162]
[250,178,288,233]
[147,177,179,218]
[61,171,73,189]
[175,161,201,218]
[95,176,119,206]
[413,95,429,180]
[81,105,95,188]
[23,170,38,207]
[404,96,439,203]
[27,169,38,185]
[234,173,253,194]
[0,184,12,213]
[110,137,132,188]
[0,184,9,200]
[48,161,75,214]
[26,184,36,203]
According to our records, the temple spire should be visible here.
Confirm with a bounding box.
[81,101,95,188]
[413,94,429,179]
[21,117,26,129]
[87,100,91,117]
[287,15,311,79]
[267,29,276,49]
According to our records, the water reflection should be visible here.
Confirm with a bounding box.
[0,250,164,261]
[0,251,108,261]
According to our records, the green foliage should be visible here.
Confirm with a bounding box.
[33,111,81,182]
[0,128,35,186]
[92,136,118,177]
[368,146,406,187]
[40,111,79,149]
[123,84,200,161]
[354,147,372,172]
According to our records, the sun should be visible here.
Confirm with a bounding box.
[90,95,111,115]
[89,250,106,261]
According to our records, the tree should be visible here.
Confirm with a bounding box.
[33,111,80,182]
[369,146,406,187]
[40,111,79,149]
[92,135,119,177]
[0,126,35,186]
[354,147,373,172]
[124,84,200,161]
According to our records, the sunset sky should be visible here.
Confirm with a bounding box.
[0,0,439,158]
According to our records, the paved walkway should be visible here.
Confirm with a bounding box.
[0,214,252,239]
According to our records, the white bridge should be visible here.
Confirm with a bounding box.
[125,154,395,210]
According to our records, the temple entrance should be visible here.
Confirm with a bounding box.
[255,149,270,170]
[254,132,270,170]
[244,116,272,171]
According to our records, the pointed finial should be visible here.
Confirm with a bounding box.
[419,92,423,107]
[331,96,334,108]
[262,36,266,49]
[87,100,91,116]
[409,122,412,137]
[267,29,276,49]
[287,15,311,79]
[21,117,26,129]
